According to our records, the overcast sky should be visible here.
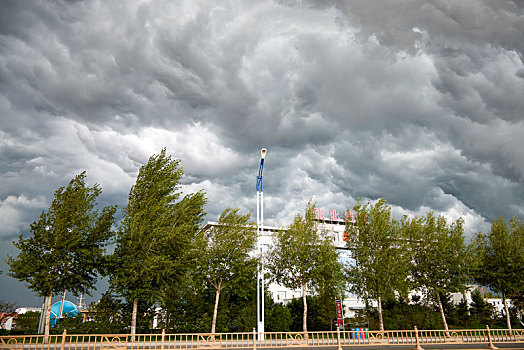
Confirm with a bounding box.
[1,0,523,307]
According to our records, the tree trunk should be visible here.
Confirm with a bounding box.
[330,305,333,332]
[502,293,512,330]
[43,292,52,343]
[211,282,222,334]
[462,292,470,316]
[302,281,308,335]
[131,297,138,341]
[436,292,449,331]
[377,296,384,332]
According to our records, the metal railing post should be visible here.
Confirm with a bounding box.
[413,326,423,350]
[337,327,342,350]
[253,328,257,350]
[486,325,498,349]
[161,329,165,350]
[60,329,67,350]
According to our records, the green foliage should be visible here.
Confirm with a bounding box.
[15,311,40,333]
[195,208,257,332]
[265,301,292,332]
[7,172,115,337]
[404,213,471,329]
[267,200,344,333]
[365,298,441,330]
[345,199,411,331]
[42,294,157,334]
[268,201,342,292]
[471,216,524,328]
[211,285,256,332]
[159,276,212,333]
[161,271,295,333]
[511,294,524,324]
[469,290,495,327]
[8,172,116,298]
[162,280,310,333]
[407,213,471,296]
[82,292,127,334]
[199,208,256,292]
[353,290,524,330]
[472,216,524,299]
[159,255,234,333]
[346,199,411,300]
[161,272,261,333]
[124,298,158,333]
[506,306,523,328]
[285,295,339,331]
[455,298,472,327]
[110,149,207,332]
[53,315,86,334]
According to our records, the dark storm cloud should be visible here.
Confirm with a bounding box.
[284,0,524,220]
[319,0,524,54]
[308,0,524,178]
[1,0,522,228]
[1,0,523,304]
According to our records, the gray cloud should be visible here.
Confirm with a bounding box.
[1,0,523,305]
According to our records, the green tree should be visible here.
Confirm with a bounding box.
[208,282,256,332]
[374,297,441,330]
[404,213,471,331]
[161,273,258,333]
[160,273,211,332]
[195,208,257,333]
[470,289,495,327]
[83,292,127,334]
[265,300,292,331]
[286,295,337,331]
[345,199,411,331]
[453,297,472,328]
[472,216,524,329]
[53,314,85,334]
[7,172,116,338]
[510,294,524,327]
[267,200,344,334]
[110,149,206,338]
[161,267,287,333]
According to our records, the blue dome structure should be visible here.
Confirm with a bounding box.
[50,300,78,327]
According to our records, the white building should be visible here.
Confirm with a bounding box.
[200,208,365,320]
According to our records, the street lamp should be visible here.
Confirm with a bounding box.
[256,148,267,339]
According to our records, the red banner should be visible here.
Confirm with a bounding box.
[335,299,344,329]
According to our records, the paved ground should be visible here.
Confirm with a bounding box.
[253,343,524,350]
[301,344,524,350]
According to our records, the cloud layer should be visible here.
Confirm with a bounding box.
[1,0,523,305]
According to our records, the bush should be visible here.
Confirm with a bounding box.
[15,311,40,333]
[469,290,496,327]
[363,298,441,330]
[286,295,335,331]
[266,302,292,332]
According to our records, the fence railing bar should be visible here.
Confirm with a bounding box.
[2,328,524,350]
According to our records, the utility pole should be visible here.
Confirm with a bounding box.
[256,148,267,340]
